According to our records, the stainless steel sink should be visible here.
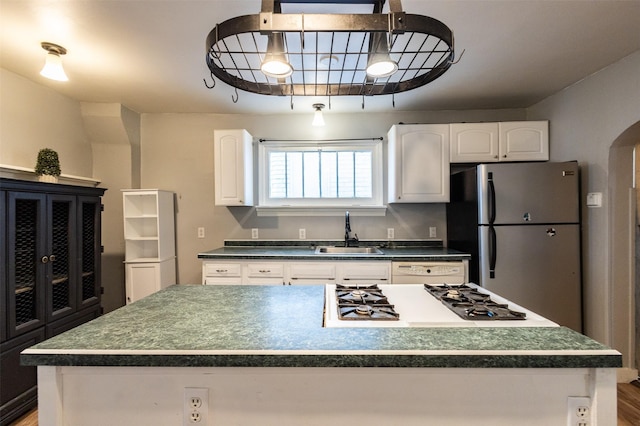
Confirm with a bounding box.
[314,246,383,255]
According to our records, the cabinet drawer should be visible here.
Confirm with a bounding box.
[204,277,243,285]
[339,263,390,282]
[287,263,336,280]
[203,263,242,277]
[244,263,284,278]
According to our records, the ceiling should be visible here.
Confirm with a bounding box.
[1,0,639,115]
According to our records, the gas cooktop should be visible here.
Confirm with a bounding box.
[335,284,400,321]
[423,284,526,320]
[324,283,556,328]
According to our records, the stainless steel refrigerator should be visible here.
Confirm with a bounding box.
[446,161,582,331]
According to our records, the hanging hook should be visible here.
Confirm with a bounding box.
[448,48,466,65]
[301,13,305,49]
[203,72,216,89]
[231,87,239,103]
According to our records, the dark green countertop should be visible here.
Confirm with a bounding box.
[198,240,471,261]
[22,285,621,369]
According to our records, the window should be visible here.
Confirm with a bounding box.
[259,140,383,209]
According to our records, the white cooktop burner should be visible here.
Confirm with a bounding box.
[324,283,557,328]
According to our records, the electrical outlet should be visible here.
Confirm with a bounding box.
[184,387,208,425]
[299,228,306,239]
[197,227,205,239]
[251,228,259,239]
[567,396,591,426]
[429,227,437,238]
[387,228,395,239]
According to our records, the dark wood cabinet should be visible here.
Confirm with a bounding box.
[0,178,106,424]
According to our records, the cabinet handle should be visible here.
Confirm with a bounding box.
[49,255,56,262]
[41,256,49,264]
[343,278,387,281]
[215,269,228,273]
[259,269,271,273]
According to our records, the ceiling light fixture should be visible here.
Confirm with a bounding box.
[312,103,325,126]
[40,42,68,82]
[204,0,455,104]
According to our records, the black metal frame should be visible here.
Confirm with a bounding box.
[205,0,454,99]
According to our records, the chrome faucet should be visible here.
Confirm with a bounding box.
[344,210,359,247]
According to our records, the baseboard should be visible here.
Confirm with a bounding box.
[617,367,639,383]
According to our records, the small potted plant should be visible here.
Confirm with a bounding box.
[35,148,61,183]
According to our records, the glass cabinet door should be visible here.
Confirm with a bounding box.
[48,195,77,321]
[7,192,46,338]
[78,196,101,308]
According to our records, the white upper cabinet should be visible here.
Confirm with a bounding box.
[214,129,254,206]
[450,121,549,163]
[449,122,500,163]
[387,124,450,203]
[498,121,549,161]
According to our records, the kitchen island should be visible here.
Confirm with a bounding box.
[22,284,621,425]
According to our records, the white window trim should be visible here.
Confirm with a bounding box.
[258,140,385,215]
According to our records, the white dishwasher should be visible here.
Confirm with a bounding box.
[391,261,466,284]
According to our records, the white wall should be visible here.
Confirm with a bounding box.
[528,50,640,367]
[0,69,92,177]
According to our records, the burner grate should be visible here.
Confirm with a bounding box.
[424,284,526,320]
[335,284,399,321]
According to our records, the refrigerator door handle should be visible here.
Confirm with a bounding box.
[489,225,497,278]
[488,172,496,224]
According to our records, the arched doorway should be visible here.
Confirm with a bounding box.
[609,120,640,379]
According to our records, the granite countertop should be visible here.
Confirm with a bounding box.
[198,240,471,261]
[22,285,621,369]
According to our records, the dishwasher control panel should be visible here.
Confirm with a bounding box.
[391,261,467,284]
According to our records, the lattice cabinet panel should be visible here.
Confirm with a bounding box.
[47,195,76,321]
[79,197,102,307]
[7,193,46,337]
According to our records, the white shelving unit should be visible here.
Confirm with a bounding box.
[122,190,176,303]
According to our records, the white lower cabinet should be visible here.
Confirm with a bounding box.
[202,260,391,285]
[125,259,176,304]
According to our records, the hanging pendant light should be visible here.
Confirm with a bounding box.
[311,103,325,127]
[40,42,69,82]
[366,32,398,78]
[261,32,293,78]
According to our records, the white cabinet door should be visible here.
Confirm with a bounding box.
[125,259,175,304]
[450,122,499,163]
[214,129,253,206]
[337,262,390,285]
[388,124,450,203]
[498,121,549,161]
[285,262,336,285]
[244,263,285,285]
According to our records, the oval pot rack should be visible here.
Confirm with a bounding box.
[204,0,455,101]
